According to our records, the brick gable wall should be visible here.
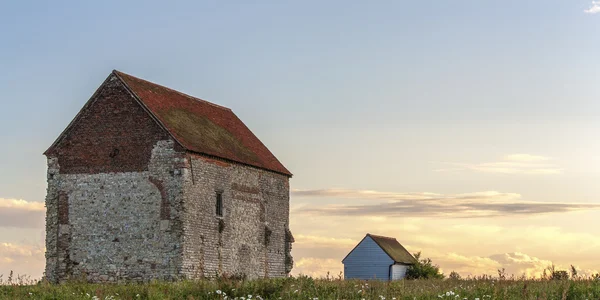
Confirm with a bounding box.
[47,75,172,174]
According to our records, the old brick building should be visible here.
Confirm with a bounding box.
[43,70,293,283]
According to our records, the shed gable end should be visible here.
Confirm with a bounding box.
[343,236,394,280]
[46,74,172,174]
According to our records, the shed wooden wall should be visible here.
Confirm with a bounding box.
[342,236,393,280]
[391,264,410,280]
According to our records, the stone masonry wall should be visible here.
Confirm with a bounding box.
[180,155,292,279]
[44,72,292,281]
[44,74,186,282]
[45,140,185,283]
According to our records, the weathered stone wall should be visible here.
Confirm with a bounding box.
[44,72,292,282]
[45,140,186,283]
[44,73,188,282]
[180,155,292,279]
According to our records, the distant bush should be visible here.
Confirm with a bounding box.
[448,271,461,281]
[544,263,570,280]
[405,252,445,280]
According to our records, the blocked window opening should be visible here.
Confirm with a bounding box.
[58,192,69,225]
[216,191,223,217]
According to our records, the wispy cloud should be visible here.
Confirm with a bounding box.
[434,154,562,175]
[0,242,45,279]
[290,230,600,278]
[292,257,343,278]
[504,154,550,163]
[293,189,600,218]
[0,198,45,229]
[434,251,596,278]
[289,212,600,278]
[585,1,600,14]
[289,231,595,278]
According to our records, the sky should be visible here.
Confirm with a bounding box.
[1,0,600,280]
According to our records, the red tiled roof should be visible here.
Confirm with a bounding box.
[114,70,292,177]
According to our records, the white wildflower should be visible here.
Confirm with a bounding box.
[217,290,223,295]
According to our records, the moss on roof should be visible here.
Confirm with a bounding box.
[113,70,291,176]
[368,234,417,265]
[161,108,259,164]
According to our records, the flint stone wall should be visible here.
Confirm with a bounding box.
[45,145,293,282]
[180,155,292,279]
[45,140,185,283]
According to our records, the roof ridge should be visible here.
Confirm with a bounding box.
[367,233,396,240]
[110,69,292,176]
[112,70,232,111]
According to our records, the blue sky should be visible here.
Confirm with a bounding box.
[1,1,600,278]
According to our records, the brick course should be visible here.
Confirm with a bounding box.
[45,75,171,174]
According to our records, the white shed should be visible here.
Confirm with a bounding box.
[342,233,417,280]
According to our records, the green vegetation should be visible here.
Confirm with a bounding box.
[4,255,599,299]
[3,274,600,300]
[405,252,445,280]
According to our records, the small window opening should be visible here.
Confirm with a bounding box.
[216,191,223,217]
[109,148,120,158]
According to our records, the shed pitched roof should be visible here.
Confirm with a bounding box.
[366,234,417,264]
[47,70,292,177]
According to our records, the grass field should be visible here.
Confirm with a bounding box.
[3,275,600,300]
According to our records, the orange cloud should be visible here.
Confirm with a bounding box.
[289,207,600,279]
[292,258,343,278]
[0,242,45,281]
[292,189,600,218]
[434,154,562,175]
[0,198,45,229]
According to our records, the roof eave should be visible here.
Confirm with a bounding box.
[186,150,292,177]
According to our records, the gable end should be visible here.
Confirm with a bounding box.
[44,73,177,174]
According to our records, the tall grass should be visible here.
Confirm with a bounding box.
[2,273,600,299]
